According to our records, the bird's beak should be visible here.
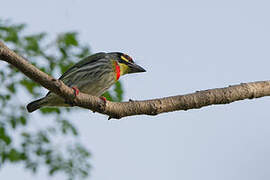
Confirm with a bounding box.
[128,63,146,74]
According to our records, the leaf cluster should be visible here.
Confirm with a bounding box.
[0,19,124,179]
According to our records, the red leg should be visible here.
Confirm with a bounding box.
[100,96,107,103]
[71,86,80,96]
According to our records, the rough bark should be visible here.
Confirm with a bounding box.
[1,41,270,119]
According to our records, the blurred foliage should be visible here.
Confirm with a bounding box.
[0,19,124,179]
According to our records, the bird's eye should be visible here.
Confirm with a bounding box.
[121,54,134,63]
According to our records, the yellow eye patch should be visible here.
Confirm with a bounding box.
[120,55,129,62]
[120,54,134,63]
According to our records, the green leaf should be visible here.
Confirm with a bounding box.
[40,107,60,114]
[49,166,60,175]
[76,46,91,58]
[59,47,68,58]
[60,32,78,47]
[9,117,16,129]
[59,61,73,74]
[8,149,22,162]
[102,81,124,102]
[23,34,45,54]
[5,94,11,100]
[20,79,36,94]
[26,162,38,173]
[20,116,27,125]
[0,127,11,145]
[21,132,30,138]
[37,132,50,143]
[102,91,113,101]
[4,29,19,43]
[0,22,25,44]
[7,83,16,93]
[59,119,78,136]
[114,81,123,101]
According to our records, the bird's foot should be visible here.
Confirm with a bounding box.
[71,86,80,96]
[100,96,107,104]
[65,86,79,106]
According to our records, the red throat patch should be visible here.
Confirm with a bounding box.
[114,61,120,81]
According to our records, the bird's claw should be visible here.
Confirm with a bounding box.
[71,86,80,96]
[100,96,107,104]
[65,86,79,106]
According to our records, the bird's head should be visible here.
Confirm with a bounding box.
[108,52,146,77]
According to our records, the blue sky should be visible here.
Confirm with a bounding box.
[1,0,270,179]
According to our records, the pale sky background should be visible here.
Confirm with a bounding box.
[1,0,270,180]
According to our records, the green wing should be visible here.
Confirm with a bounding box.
[59,52,107,80]
[46,52,107,96]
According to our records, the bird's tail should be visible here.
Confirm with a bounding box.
[26,97,47,113]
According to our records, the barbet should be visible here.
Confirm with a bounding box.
[27,52,146,112]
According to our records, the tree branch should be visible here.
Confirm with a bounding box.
[1,41,270,119]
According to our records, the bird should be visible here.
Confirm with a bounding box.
[26,52,146,112]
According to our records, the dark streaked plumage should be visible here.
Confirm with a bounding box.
[27,52,146,112]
